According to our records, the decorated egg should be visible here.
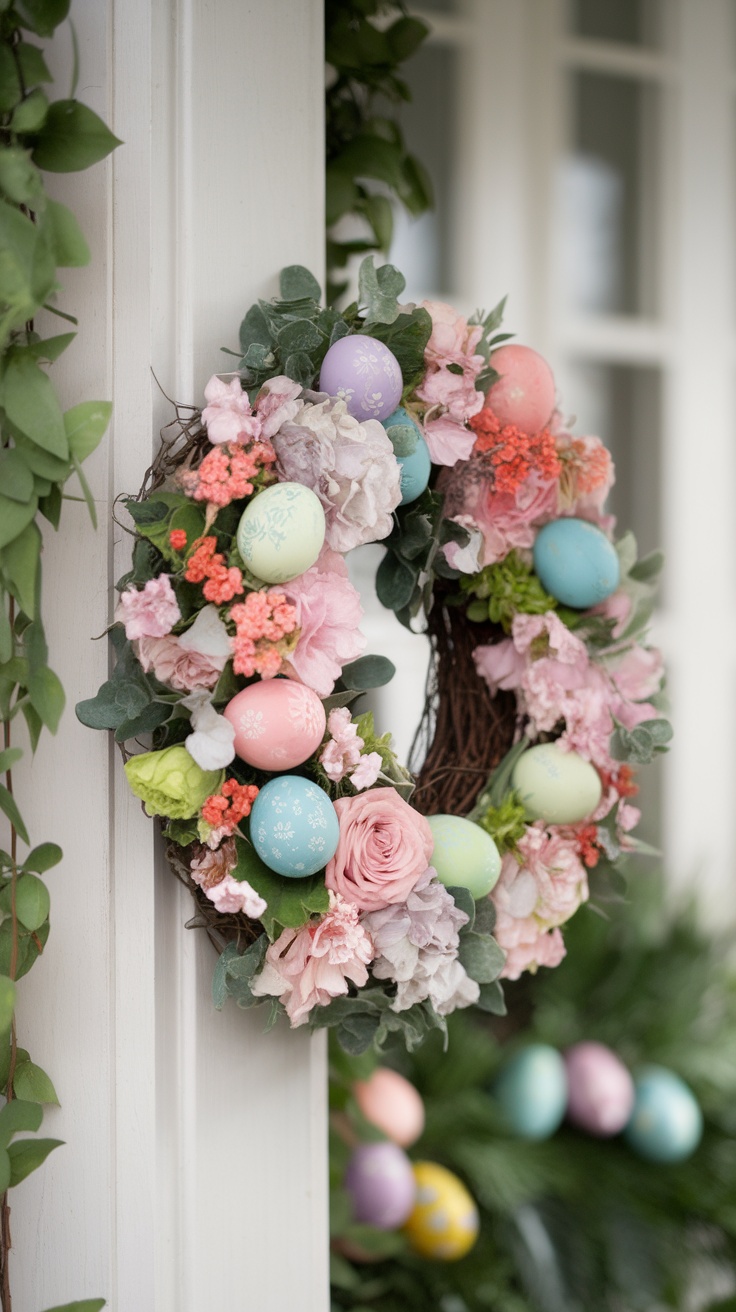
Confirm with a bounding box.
[236,482,325,584]
[382,407,432,505]
[533,517,620,609]
[564,1042,635,1137]
[404,1162,479,1261]
[344,1142,416,1230]
[486,344,556,434]
[624,1066,703,1163]
[493,1044,568,1140]
[250,775,339,878]
[427,815,501,898]
[224,680,326,771]
[319,334,403,422]
[512,743,602,825]
[354,1068,425,1148]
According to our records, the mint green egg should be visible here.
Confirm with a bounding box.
[427,815,501,898]
[494,1045,568,1140]
[512,743,602,825]
[236,481,326,583]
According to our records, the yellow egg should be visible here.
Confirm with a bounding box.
[403,1162,479,1261]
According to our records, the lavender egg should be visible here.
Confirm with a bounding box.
[565,1042,635,1137]
[319,334,403,422]
[344,1142,416,1230]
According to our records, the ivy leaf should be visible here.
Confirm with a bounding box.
[0,976,15,1033]
[0,748,22,774]
[43,197,90,266]
[340,655,395,690]
[334,135,405,191]
[0,45,21,112]
[8,1136,63,1186]
[22,841,62,872]
[16,43,53,86]
[279,265,321,301]
[3,352,68,457]
[0,1098,41,1146]
[0,200,46,344]
[1,521,40,617]
[0,146,43,203]
[0,449,35,504]
[0,782,29,844]
[32,99,122,172]
[385,15,430,61]
[11,87,48,134]
[14,0,71,37]
[13,1058,59,1105]
[325,168,358,227]
[0,493,37,552]
[28,663,65,732]
[25,331,76,363]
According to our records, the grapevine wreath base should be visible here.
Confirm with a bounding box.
[78,260,669,1054]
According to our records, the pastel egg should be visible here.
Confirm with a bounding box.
[486,344,556,434]
[236,482,325,584]
[512,743,602,825]
[625,1066,703,1163]
[564,1042,635,1137]
[224,680,326,771]
[404,1162,479,1261]
[427,815,501,898]
[250,775,339,878]
[382,407,432,505]
[319,334,403,422]
[354,1068,425,1148]
[533,517,620,609]
[493,1044,568,1140]
[344,1142,416,1230]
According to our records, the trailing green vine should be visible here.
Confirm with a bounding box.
[0,2,119,1308]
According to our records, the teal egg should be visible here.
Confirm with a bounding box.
[625,1067,703,1163]
[250,775,340,878]
[512,743,602,825]
[427,815,501,898]
[493,1045,568,1140]
[383,407,432,505]
[533,517,620,609]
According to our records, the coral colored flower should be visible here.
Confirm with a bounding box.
[470,408,561,495]
[179,440,276,508]
[124,746,223,820]
[185,536,243,604]
[574,824,602,869]
[115,574,181,640]
[169,528,187,550]
[250,891,374,1027]
[201,779,259,834]
[228,589,299,678]
[325,789,434,912]
[284,548,366,696]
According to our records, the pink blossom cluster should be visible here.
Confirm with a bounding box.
[116,573,181,640]
[415,301,486,467]
[283,549,367,697]
[492,824,589,980]
[179,440,276,508]
[201,374,302,446]
[229,589,299,678]
[320,707,382,791]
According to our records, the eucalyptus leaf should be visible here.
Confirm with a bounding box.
[358,255,405,325]
[458,932,506,983]
[279,265,321,301]
[375,552,415,613]
[340,655,395,690]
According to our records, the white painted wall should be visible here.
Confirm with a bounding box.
[11,3,329,1309]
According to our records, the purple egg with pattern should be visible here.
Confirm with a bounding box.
[319,335,403,422]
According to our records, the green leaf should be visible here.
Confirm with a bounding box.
[70,452,97,528]
[279,265,321,301]
[458,932,506,983]
[32,99,122,172]
[26,331,76,363]
[375,552,415,612]
[334,136,405,191]
[0,975,15,1032]
[234,837,328,939]
[38,482,62,529]
[3,352,68,457]
[8,1136,63,1186]
[1,445,47,506]
[0,748,22,774]
[14,0,71,37]
[276,317,323,354]
[475,980,507,1015]
[358,255,405,325]
[75,676,149,731]
[340,655,395,690]
[360,193,393,251]
[238,302,272,354]
[0,45,21,112]
[0,782,29,844]
[1,521,40,617]
[396,152,434,217]
[42,1302,106,1312]
[0,1098,42,1145]
[28,663,65,732]
[0,601,11,664]
[0,146,42,203]
[23,842,62,873]
[385,15,429,61]
[11,87,48,133]
[628,549,664,584]
[13,1058,59,1104]
[21,701,43,751]
[44,197,90,266]
[0,200,45,344]
[14,872,51,932]
[16,43,52,86]
[9,432,68,481]
[0,494,37,551]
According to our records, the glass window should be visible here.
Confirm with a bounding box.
[569,0,661,47]
[559,73,659,316]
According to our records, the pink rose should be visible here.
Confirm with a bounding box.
[115,574,181,640]
[325,789,434,912]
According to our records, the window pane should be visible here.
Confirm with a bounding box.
[569,0,661,47]
[560,73,659,316]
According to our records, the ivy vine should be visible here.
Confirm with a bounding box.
[0,2,119,1309]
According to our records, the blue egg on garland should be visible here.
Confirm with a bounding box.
[493,1044,569,1140]
[533,517,620,609]
[624,1066,703,1163]
[250,776,340,878]
[382,407,432,505]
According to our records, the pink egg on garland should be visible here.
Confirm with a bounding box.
[486,343,556,434]
[354,1067,425,1148]
[564,1041,635,1137]
[223,679,326,771]
[319,334,403,422]
[344,1142,416,1230]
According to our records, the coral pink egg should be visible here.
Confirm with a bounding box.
[486,344,556,434]
[223,680,326,771]
[354,1068,426,1148]
[565,1041,635,1137]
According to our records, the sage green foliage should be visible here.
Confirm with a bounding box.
[462,551,559,632]
[0,3,118,1304]
[331,876,736,1312]
[325,0,432,301]
[476,791,528,857]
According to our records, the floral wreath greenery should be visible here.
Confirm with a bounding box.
[78,257,670,1058]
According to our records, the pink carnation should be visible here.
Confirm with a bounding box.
[115,574,181,640]
[325,789,434,912]
[440,458,559,565]
[349,752,382,791]
[249,892,374,1027]
[201,373,302,446]
[320,708,381,790]
[205,874,267,918]
[415,301,485,467]
[284,548,366,696]
[498,824,590,929]
[493,910,566,981]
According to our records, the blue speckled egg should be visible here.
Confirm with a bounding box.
[533,517,620,609]
[493,1045,568,1140]
[383,407,432,505]
[625,1067,703,1163]
[250,776,340,878]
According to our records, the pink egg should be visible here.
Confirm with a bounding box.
[344,1142,416,1230]
[223,680,326,771]
[354,1068,425,1148]
[486,344,556,434]
[565,1041,635,1137]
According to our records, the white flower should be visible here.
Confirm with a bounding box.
[183,692,236,770]
[178,604,232,661]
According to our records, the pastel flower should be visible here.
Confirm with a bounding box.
[183,693,236,771]
[254,375,303,438]
[115,574,181,640]
[250,891,374,1027]
[325,789,434,912]
[497,823,589,930]
[422,414,477,467]
[493,910,566,980]
[136,604,231,691]
[320,707,364,781]
[284,548,366,696]
[190,837,238,888]
[349,752,382,791]
[205,873,267,918]
[124,746,223,820]
[202,375,260,445]
[414,301,486,467]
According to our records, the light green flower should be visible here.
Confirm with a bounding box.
[124,746,224,819]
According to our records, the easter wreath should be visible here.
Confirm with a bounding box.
[77,259,669,1053]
